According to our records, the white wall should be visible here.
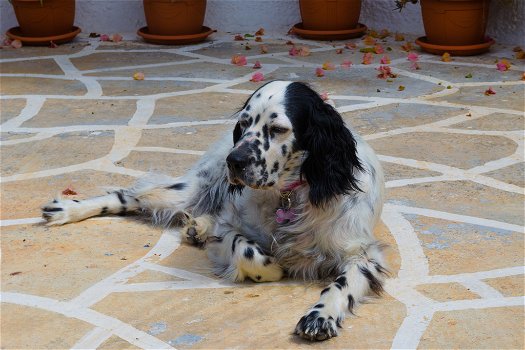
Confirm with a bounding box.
[0,0,523,45]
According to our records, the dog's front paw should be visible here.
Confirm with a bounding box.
[294,310,338,341]
[41,198,79,225]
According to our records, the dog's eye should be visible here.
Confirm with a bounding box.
[270,126,289,134]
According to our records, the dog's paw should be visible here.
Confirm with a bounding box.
[178,212,211,247]
[294,310,339,341]
[41,198,79,225]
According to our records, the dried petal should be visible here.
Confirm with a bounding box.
[401,42,413,52]
[407,52,419,62]
[133,72,145,80]
[255,28,265,36]
[512,46,522,52]
[496,58,511,71]
[260,45,268,54]
[100,34,110,42]
[234,34,244,41]
[441,52,452,62]
[315,67,325,77]
[231,54,247,66]
[398,85,405,91]
[250,72,264,82]
[253,60,262,69]
[516,51,525,59]
[111,33,123,43]
[245,44,252,50]
[322,61,336,70]
[10,39,22,49]
[286,40,294,45]
[335,48,343,54]
[376,65,397,79]
[255,36,262,42]
[465,73,473,78]
[374,45,384,54]
[484,87,496,95]
[380,55,391,64]
[394,33,405,41]
[289,46,299,56]
[298,46,310,56]
[3,38,12,46]
[362,52,373,65]
[62,187,78,196]
[363,35,376,46]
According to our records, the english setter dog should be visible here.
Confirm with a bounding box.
[42,80,386,341]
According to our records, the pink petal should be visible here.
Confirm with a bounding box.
[250,72,264,82]
[298,46,310,56]
[100,34,110,42]
[253,60,262,69]
[341,60,353,69]
[133,72,145,80]
[362,52,373,65]
[380,55,391,64]
[289,46,299,56]
[322,61,335,70]
[374,45,384,54]
[407,52,419,62]
[3,38,12,46]
[315,67,325,77]
[231,54,247,66]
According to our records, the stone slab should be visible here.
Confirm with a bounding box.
[0,76,87,96]
[0,58,64,75]
[451,112,524,131]
[70,51,190,71]
[0,98,26,124]
[483,275,525,297]
[416,282,480,302]
[138,125,232,152]
[433,84,525,111]
[484,162,525,188]
[117,151,200,176]
[97,80,209,97]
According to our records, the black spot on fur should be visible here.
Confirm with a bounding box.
[52,200,58,203]
[43,207,63,212]
[270,112,278,119]
[313,303,324,309]
[197,169,210,178]
[263,257,272,266]
[246,104,251,111]
[334,276,348,289]
[267,181,275,187]
[320,287,330,295]
[271,161,279,174]
[285,82,364,207]
[256,92,261,98]
[118,206,127,216]
[73,200,79,203]
[231,234,242,252]
[262,124,270,151]
[241,112,249,119]
[359,266,384,295]
[281,144,288,156]
[254,114,260,125]
[101,206,108,215]
[244,247,254,259]
[348,294,355,313]
[115,191,126,205]
[269,95,273,99]
[167,183,186,190]
[256,246,264,255]
[255,275,261,280]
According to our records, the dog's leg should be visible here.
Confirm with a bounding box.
[294,243,388,341]
[41,175,192,226]
[206,231,284,282]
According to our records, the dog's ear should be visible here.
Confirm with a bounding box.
[286,83,363,207]
[233,121,242,145]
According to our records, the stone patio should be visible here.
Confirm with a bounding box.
[1,31,524,349]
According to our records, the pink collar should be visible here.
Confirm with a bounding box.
[280,180,306,193]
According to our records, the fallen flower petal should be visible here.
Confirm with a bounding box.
[398,85,405,91]
[111,33,123,43]
[376,65,397,79]
[512,46,522,52]
[231,54,247,66]
[394,33,405,41]
[516,51,525,59]
[322,61,336,70]
[286,40,294,45]
[374,45,384,54]
[359,47,376,53]
[11,39,22,49]
[496,58,511,71]
[335,48,343,54]
[320,92,329,101]
[133,72,145,80]
[341,60,353,69]
[410,62,420,70]
[255,36,262,42]
[255,28,265,36]
[289,46,299,56]
[345,42,357,49]
[245,44,252,50]
[465,73,473,78]
[62,187,78,196]
[88,32,100,38]
[484,87,496,95]
[401,42,413,52]
[363,35,376,46]
[441,52,452,62]
[253,60,262,69]
[298,46,310,56]
[315,67,325,77]
[522,72,525,80]
[362,52,373,65]
[250,72,264,82]
[100,34,110,42]
[260,45,268,54]
[3,38,12,46]
[407,52,419,62]
[380,55,391,64]
[234,34,244,41]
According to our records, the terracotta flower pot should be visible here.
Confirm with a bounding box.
[143,0,207,36]
[420,0,490,46]
[11,0,75,37]
[299,0,362,31]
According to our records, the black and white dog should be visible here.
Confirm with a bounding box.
[42,81,386,341]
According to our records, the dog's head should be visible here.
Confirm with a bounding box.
[227,81,363,207]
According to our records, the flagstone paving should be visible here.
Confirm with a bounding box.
[1,31,524,349]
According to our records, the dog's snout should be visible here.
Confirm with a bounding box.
[226,151,248,173]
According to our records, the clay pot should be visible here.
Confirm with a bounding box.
[299,0,362,31]
[420,0,491,46]
[143,0,207,35]
[11,0,75,37]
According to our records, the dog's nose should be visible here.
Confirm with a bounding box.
[226,151,248,174]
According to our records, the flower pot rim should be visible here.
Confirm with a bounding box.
[415,36,495,55]
[6,25,80,45]
[292,22,367,40]
[137,26,214,45]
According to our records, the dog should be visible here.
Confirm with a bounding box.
[42,80,386,341]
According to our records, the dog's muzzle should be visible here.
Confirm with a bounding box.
[226,148,250,184]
